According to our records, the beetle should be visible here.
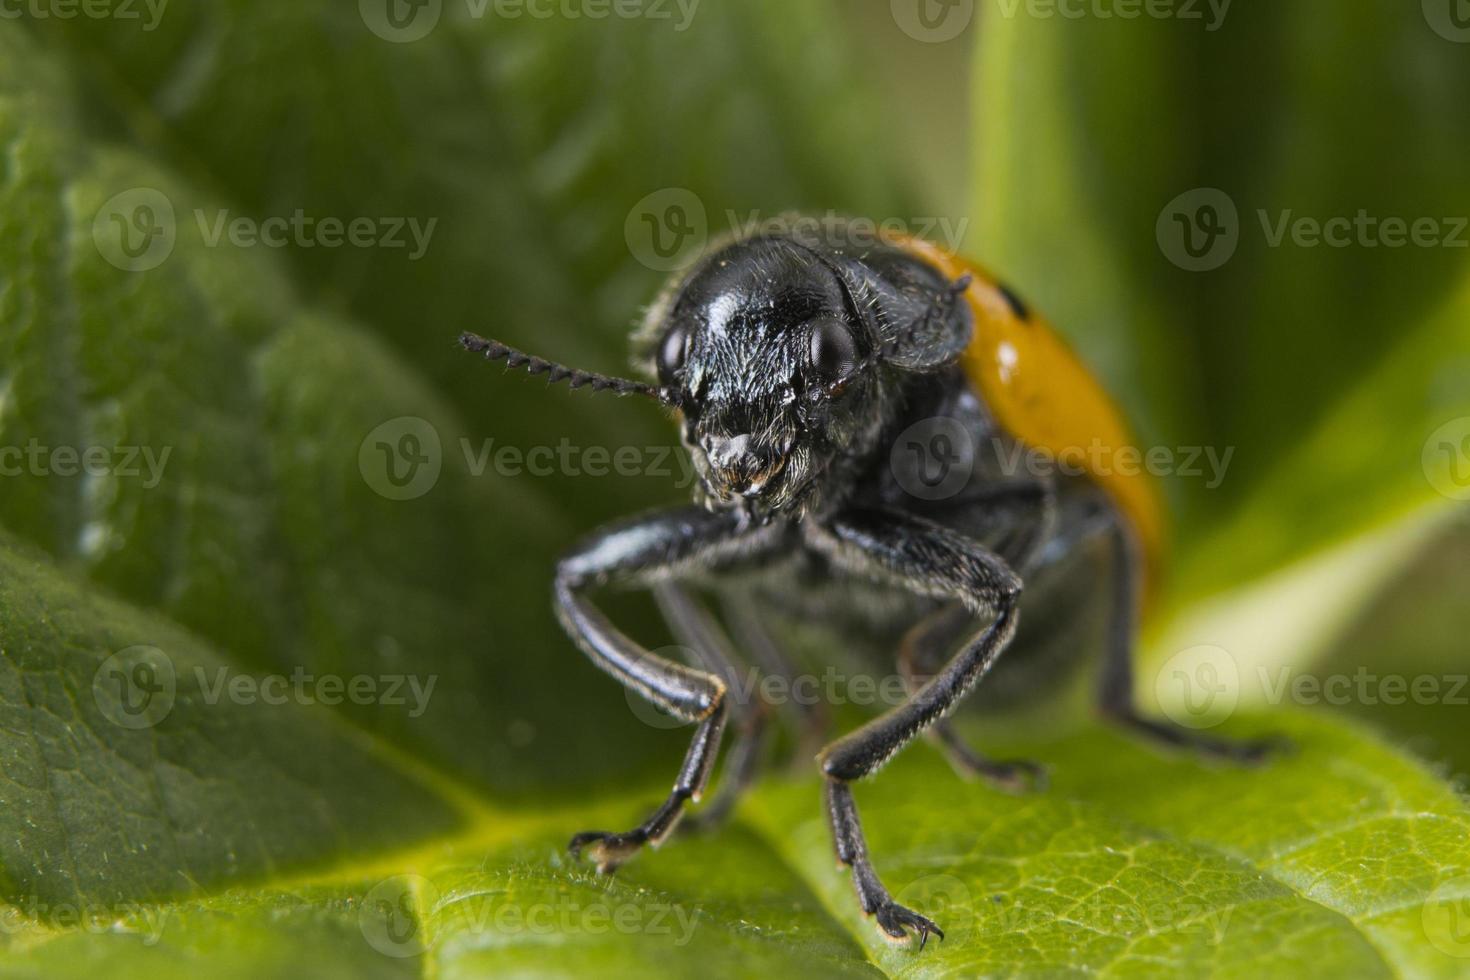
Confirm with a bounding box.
[460,218,1279,947]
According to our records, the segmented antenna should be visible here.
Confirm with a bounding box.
[460,332,677,406]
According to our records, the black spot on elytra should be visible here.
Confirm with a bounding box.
[996,282,1030,322]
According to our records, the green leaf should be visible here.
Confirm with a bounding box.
[3,0,1469,975]
[1301,513,1470,783]
[748,711,1470,978]
[4,0,913,805]
[8,712,1470,977]
[0,530,464,908]
[969,0,1470,602]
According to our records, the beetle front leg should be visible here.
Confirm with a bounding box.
[555,507,779,871]
[812,509,1022,947]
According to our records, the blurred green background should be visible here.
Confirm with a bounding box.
[1,1,1469,976]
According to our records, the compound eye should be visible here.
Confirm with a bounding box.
[808,317,858,386]
[657,325,688,383]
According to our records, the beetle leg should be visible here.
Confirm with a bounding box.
[897,604,1047,793]
[650,583,772,833]
[556,507,781,871]
[811,508,1022,946]
[722,593,829,769]
[1095,513,1287,762]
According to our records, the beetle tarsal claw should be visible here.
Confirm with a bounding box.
[873,901,945,949]
[568,829,648,872]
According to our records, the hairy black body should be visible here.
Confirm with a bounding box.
[462,222,1276,947]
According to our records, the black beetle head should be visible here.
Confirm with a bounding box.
[640,236,896,519]
[462,224,973,522]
